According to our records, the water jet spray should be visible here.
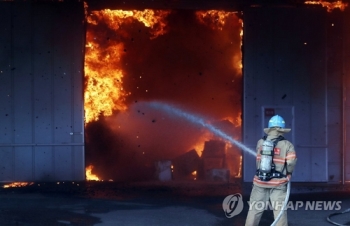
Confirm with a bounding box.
[149,101,256,157]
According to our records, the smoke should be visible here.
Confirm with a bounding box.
[86,101,210,181]
[85,10,243,181]
[107,101,209,159]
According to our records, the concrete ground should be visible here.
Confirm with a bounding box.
[0,181,349,226]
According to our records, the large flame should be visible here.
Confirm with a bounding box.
[87,9,171,39]
[84,9,171,123]
[305,0,348,12]
[85,9,241,123]
[84,40,126,123]
[84,9,243,181]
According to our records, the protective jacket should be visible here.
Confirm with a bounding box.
[253,127,297,188]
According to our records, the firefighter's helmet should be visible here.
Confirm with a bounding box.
[268,115,285,128]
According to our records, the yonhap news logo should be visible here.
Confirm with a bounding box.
[248,200,342,211]
[222,193,343,218]
[222,193,244,218]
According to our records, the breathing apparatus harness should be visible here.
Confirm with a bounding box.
[256,135,292,226]
[256,135,287,181]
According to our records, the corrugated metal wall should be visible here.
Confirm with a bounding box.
[1,2,348,183]
[344,7,350,183]
[243,7,329,182]
[327,10,345,184]
[0,2,85,182]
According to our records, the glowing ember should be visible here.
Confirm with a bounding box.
[191,170,197,180]
[84,9,171,123]
[305,0,348,12]
[86,165,100,181]
[3,182,33,188]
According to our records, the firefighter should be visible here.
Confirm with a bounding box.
[245,115,297,226]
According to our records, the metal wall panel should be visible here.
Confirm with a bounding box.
[344,8,350,183]
[0,147,14,181]
[0,4,12,145]
[13,4,34,144]
[54,147,73,181]
[243,7,328,182]
[32,4,54,145]
[14,147,33,181]
[34,147,54,181]
[0,2,85,182]
[73,146,85,180]
[326,11,344,183]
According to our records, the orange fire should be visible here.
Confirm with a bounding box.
[3,182,33,188]
[86,165,100,181]
[196,11,243,75]
[238,19,244,74]
[222,116,242,128]
[191,170,197,180]
[84,9,171,123]
[190,131,212,157]
[85,9,242,123]
[87,9,171,39]
[84,8,243,181]
[305,0,348,12]
[195,10,239,30]
[236,155,242,178]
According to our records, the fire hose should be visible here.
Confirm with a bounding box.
[327,208,350,226]
[269,180,350,226]
[270,180,291,226]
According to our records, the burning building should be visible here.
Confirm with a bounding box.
[84,8,243,182]
[0,0,349,187]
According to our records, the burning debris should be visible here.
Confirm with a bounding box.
[305,0,348,12]
[200,140,229,181]
[155,160,172,181]
[3,182,34,188]
[155,139,241,182]
[172,149,201,180]
[84,8,243,182]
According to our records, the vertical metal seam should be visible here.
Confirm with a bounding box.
[70,5,75,181]
[341,11,346,185]
[10,2,15,181]
[240,12,245,182]
[31,4,35,182]
[309,12,313,181]
[51,5,55,180]
[82,3,87,181]
[324,11,329,183]
[272,8,276,108]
